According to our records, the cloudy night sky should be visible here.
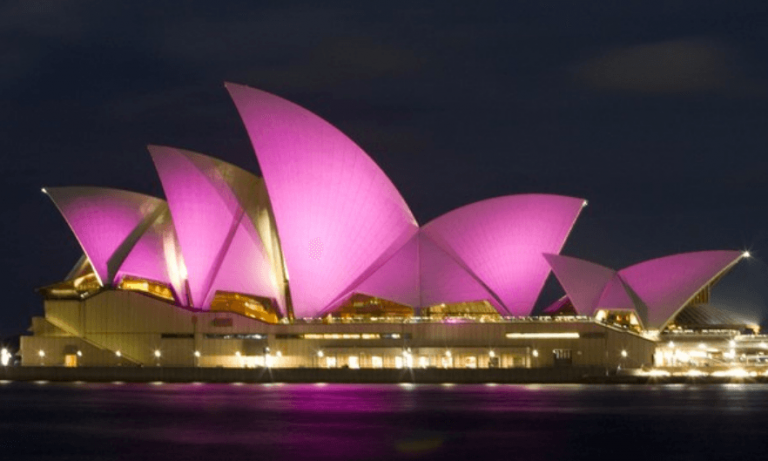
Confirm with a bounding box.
[2,0,768,337]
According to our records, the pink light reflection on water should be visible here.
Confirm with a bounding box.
[102,383,557,460]
[11,383,767,460]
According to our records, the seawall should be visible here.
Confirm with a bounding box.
[3,367,766,384]
[1,366,607,384]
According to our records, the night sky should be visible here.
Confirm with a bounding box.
[3,1,768,337]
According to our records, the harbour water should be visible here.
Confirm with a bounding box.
[2,382,768,460]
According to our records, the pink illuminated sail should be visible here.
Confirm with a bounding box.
[149,146,279,310]
[335,233,421,309]
[546,251,745,328]
[227,83,418,318]
[422,194,585,315]
[419,232,499,309]
[44,187,167,286]
[544,254,616,314]
[618,250,744,329]
[596,275,638,311]
[115,207,188,302]
[203,214,279,309]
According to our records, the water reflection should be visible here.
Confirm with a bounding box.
[1,383,768,460]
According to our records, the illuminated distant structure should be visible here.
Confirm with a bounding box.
[543,251,749,331]
[21,84,752,372]
[544,251,763,369]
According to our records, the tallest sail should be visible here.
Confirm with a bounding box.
[227,83,418,318]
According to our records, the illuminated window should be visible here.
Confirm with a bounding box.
[422,300,502,322]
[277,333,410,340]
[209,291,279,324]
[348,355,359,369]
[64,354,78,368]
[118,276,175,302]
[395,356,404,369]
[382,333,403,339]
[204,333,266,340]
[326,356,337,368]
[371,356,383,369]
[553,349,572,366]
[418,356,428,368]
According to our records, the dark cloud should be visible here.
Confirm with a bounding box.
[575,37,764,95]
[157,5,351,67]
[0,0,88,39]
[0,0,89,88]
[248,39,422,93]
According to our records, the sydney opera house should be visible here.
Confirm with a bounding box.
[21,83,761,373]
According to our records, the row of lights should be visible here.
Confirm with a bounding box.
[663,339,768,366]
[36,349,82,358]
[666,341,768,350]
[29,347,634,364]
[33,349,284,363]
[313,348,546,364]
[315,349,504,359]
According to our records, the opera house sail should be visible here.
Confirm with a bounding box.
[21,83,753,375]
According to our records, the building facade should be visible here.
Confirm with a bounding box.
[21,83,758,374]
[24,290,655,370]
